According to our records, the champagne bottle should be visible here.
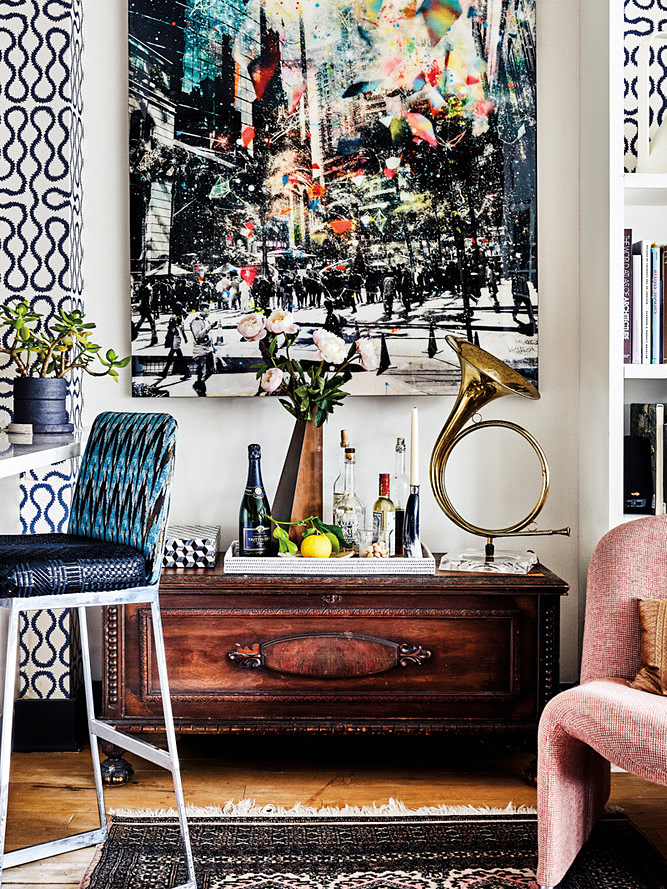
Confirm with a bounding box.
[392,437,409,555]
[239,443,272,556]
[333,447,366,550]
[332,429,350,521]
[373,473,396,555]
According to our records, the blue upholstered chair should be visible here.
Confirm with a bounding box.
[0,412,196,888]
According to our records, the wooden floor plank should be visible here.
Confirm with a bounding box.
[4,848,94,887]
[3,737,665,889]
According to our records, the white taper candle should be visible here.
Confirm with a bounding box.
[410,406,419,485]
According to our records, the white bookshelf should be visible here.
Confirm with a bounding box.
[580,1,667,553]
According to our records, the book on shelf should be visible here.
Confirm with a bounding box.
[624,403,666,515]
[624,229,632,363]
[663,248,667,363]
[628,233,667,364]
[652,245,663,364]
[633,252,642,362]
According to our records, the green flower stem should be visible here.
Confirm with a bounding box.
[262,513,317,530]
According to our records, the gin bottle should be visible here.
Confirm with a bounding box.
[333,447,366,550]
[392,437,409,555]
[332,429,350,522]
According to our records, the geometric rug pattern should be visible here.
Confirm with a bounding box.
[80,811,667,889]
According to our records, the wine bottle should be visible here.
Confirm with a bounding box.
[373,473,396,555]
[332,429,350,521]
[239,443,272,556]
[392,437,409,555]
[333,447,366,550]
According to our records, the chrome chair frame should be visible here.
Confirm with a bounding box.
[0,584,196,889]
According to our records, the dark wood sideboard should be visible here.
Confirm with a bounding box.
[100,558,567,781]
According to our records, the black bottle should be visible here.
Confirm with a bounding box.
[402,484,421,559]
[239,444,271,556]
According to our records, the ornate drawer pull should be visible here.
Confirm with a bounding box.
[321,593,342,604]
[398,643,431,667]
[228,632,431,679]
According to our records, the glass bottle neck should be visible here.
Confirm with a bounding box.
[343,460,356,495]
[246,458,263,492]
[395,449,406,477]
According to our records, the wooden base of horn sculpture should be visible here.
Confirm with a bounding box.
[272,420,323,545]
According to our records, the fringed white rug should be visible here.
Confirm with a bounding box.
[109,799,537,818]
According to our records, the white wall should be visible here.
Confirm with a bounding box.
[82,0,581,680]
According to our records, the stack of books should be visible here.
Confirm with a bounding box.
[624,403,666,515]
[624,230,667,364]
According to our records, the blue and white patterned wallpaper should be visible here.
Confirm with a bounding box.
[625,0,667,171]
[0,0,84,701]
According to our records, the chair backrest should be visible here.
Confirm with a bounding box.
[581,515,667,684]
[68,412,177,585]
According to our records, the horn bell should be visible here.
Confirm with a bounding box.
[431,336,539,481]
[430,336,568,543]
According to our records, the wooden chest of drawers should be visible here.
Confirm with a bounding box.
[102,560,567,741]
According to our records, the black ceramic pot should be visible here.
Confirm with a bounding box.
[13,377,74,433]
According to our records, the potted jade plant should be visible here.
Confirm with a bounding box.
[0,301,130,433]
[236,308,380,536]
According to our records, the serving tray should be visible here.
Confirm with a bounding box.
[223,541,435,575]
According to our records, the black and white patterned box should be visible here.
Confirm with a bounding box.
[163,525,220,568]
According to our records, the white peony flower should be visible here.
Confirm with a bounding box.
[237,312,266,342]
[266,309,298,335]
[356,338,380,371]
[314,329,347,365]
[260,367,284,392]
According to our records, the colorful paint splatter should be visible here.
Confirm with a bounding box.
[129,0,537,398]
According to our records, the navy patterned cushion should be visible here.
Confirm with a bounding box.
[0,534,146,598]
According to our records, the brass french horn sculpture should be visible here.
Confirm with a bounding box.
[430,335,570,562]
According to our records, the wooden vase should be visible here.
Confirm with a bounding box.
[272,420,323,544]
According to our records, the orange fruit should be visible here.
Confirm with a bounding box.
[300,532,333,558]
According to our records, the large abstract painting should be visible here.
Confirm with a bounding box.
[129,0,537,397]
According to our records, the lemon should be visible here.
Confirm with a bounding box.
[300,532,333,558]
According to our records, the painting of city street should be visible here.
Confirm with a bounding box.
[129,0,537,397]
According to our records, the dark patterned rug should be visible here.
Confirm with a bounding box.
[80,809,667,889]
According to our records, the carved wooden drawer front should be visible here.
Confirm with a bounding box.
[135,606,523,720]
[103,562,567,737]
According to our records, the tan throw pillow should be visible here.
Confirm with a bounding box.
[632,599,667,695]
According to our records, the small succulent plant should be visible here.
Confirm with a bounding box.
[0,301,130,380]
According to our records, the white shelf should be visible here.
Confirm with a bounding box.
[624,364,667,379]
[0,430,84,479]
[612,512,650,527]
[624,173,667,190]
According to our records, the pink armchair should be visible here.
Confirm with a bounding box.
[537,516,667,888]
